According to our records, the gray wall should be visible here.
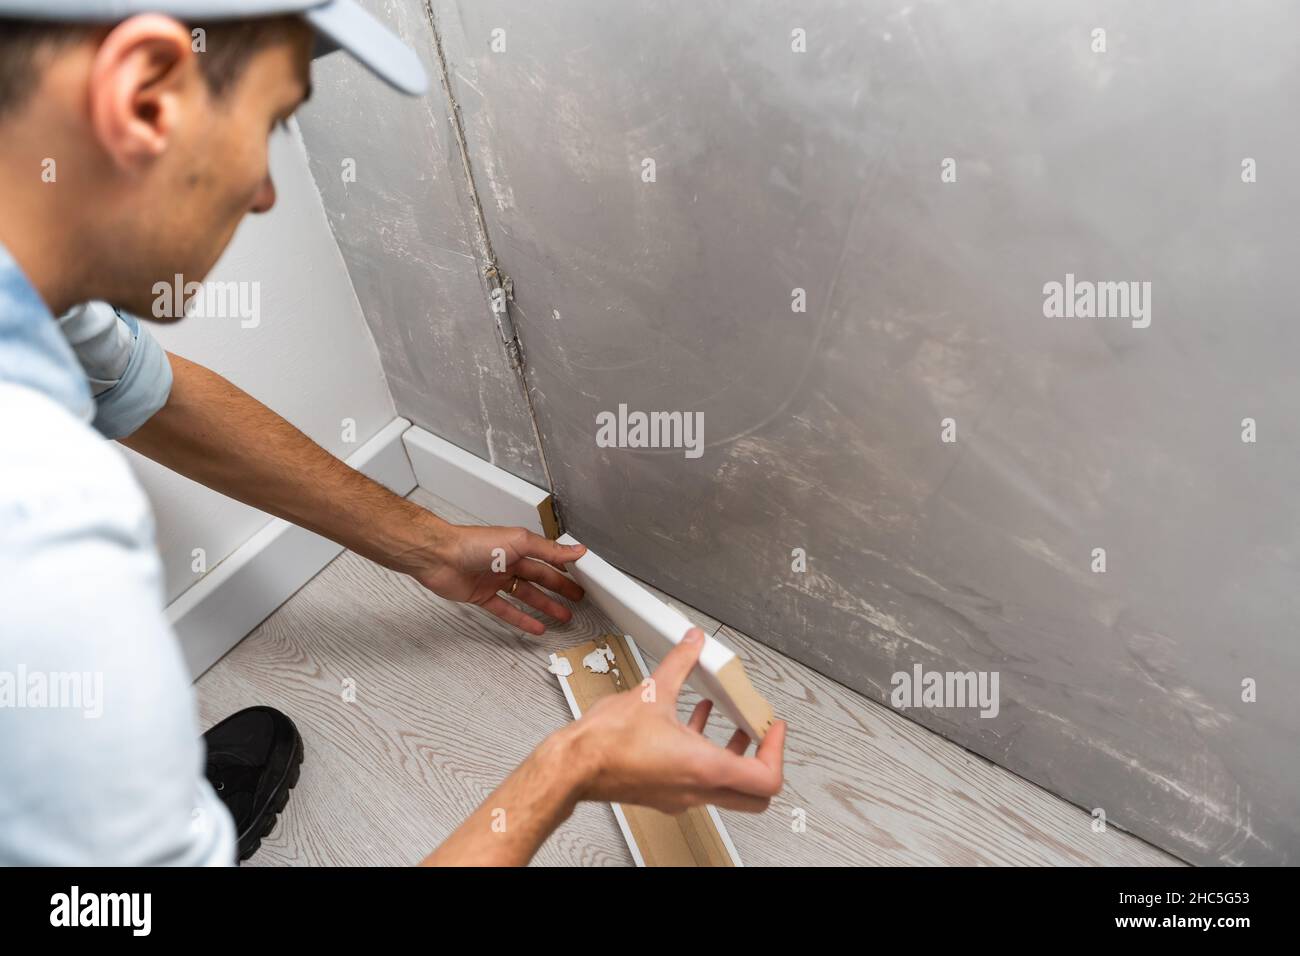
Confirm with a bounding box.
[296,1,546,484]
[311,0,1300,864]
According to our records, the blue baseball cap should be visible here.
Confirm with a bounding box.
[0,0,428,95]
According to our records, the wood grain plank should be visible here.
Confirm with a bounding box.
[707,624,1180,866]
[195,548,632,866]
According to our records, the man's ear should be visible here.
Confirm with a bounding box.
[88,15,203,172]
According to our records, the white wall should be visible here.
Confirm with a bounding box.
[126,123,396,604]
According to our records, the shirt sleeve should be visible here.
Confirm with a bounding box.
[57,302,173,439]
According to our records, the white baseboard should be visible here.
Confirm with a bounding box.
[401,426,559,537]
[171,417,416,679]
[401,424,772,736]
[558,532,775,743]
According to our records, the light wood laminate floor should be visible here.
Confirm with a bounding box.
[194,488,1180,866]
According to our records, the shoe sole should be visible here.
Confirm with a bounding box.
[237,724,305,863]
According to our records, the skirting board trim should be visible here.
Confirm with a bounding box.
[170,416,416,680]
[550,634,743,867]
[396,428,770,739]
[401,426,559,538]
[558,533,775,742]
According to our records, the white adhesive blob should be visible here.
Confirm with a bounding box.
[582,644,616,674]
[547,655,573,677]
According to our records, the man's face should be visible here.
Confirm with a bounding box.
[106,22,315,318]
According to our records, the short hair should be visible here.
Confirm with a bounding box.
[0,16,302,119]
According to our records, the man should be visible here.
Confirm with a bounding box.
[0,2,786,866]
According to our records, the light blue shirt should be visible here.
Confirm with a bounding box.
[58,301,174,440]
[0,242,235,865]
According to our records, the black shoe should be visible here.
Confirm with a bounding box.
[203,705,304,863]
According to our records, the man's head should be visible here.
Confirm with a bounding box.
[0,2,425,318]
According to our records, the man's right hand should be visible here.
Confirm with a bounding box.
[423,627,785,865]
[566,627,786,815]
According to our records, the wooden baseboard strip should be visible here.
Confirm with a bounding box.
[557,534,775,742]
[550,634,743,867]
[401,426,559,538]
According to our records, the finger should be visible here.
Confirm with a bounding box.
[649,628,706,702]
[515,557,584,603]
[700,721,786,798]
[755,719,787,777]
[687,699,713,734]
[521,533,587,569]
[481,595,544,636]
[735,719,787,795]
[510,581,572,623]
[725,728,750,755]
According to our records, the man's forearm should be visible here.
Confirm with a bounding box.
[422,730,587,866]
[121,351,449,574]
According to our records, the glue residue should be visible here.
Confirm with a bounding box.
[582,644,616,674]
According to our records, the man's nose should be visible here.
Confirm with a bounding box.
[250,177,277,214]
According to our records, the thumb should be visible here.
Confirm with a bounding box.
[650,628,706,702]
[526,533,587,568]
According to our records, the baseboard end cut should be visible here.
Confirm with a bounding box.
[538,495,560,539]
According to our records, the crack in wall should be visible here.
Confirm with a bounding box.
[421,0,563,528]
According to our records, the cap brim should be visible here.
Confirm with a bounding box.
[303,0,428,96]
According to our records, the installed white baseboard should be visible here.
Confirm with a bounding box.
[171,417,416,679]
[401,426,559,538]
